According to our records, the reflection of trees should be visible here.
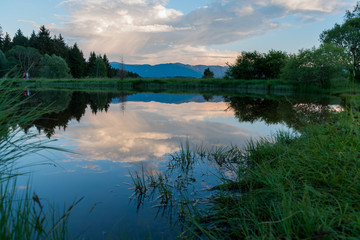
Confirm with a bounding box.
[18,91,337,138]
[224,96,333,130]
[21,91,130,137]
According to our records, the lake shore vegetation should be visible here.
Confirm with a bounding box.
[0,79,80,239]
[187,104,360,239]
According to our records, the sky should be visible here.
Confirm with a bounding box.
[0,0,355,66]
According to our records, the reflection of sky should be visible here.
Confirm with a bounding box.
[55,101,288,164]
[16,97,290,239]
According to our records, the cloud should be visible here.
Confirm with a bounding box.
[53,0,352,65]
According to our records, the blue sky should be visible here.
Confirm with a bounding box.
[0,0,354,65]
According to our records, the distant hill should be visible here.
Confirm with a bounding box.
[110,62,228,78]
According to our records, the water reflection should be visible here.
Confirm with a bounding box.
[16,91,338,166]
[61,101,258,164]
[224,95,335,130]
[19,91,337,138]
[11,90,341,239]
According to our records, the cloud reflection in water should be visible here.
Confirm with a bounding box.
[62,101,266,163]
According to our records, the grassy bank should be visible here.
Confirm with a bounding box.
[12,76,360,96]
[181,107,360,239]
[14,77,295,95]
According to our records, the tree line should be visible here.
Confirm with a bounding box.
[0,25,140,79]
[226,2,360,89]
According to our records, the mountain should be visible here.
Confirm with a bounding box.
[110,62,228,78]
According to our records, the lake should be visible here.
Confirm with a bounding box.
[14,90,337,239]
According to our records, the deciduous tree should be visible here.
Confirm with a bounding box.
[39,54,71,78]
[320,2,360,78]
[6,46,41,76]
[281,44,350,88]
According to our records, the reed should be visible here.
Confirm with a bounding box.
[184,108,360,239]
[0,78,78,239]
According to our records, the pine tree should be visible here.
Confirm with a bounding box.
[102,54,112,77]
[95,57,107,77]
[36,25,55,55]
[53,34,69,62]
[2,32,12,52]
[87,51,97,77]
[68,43,86,78]
[0,25,3,51]
[202,67,214,79]
[13,29,28,47]
[28,30,37,48]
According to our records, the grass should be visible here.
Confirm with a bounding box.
[11,75,360,98]
[0,78,79,239]
[13,77,295,95]
[182,108,360,239]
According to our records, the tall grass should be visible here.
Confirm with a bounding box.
[0,79,78,239]
[184,109,360,239]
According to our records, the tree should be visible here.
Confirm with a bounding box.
[2,32,12,53]
[281,44,350,88]
[68,43,86,78]
[13,29,28,47]
[95,57,107,77]
[39,54,71,78]
[6,46,42,76]
[0,25,3,51]
[226,51,265,79]
[34,25,55,55]
[102,54,112,77]
[263,50,288,79]
[320,2,360,78]
[0,50,8,77]
[202,67,214,78]
[28,30,37,49]
[87,51,97,77]
[52,34,69,63]
[226,50,288,80]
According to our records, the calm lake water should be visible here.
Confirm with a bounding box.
[15,91,337,239]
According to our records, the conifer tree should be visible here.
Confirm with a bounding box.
[95,57,107,77]
[13,29,28,47]
[0,25,3,51]
[2,33,12,53]
[87,51,97,77]
[53,34,69,62]
[68,43,86,78]
[102,54,112,77]
[202,67,214,78]
[28,30,37,49]
[36,25,55,55]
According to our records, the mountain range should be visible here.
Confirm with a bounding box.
[110,62,228,78]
